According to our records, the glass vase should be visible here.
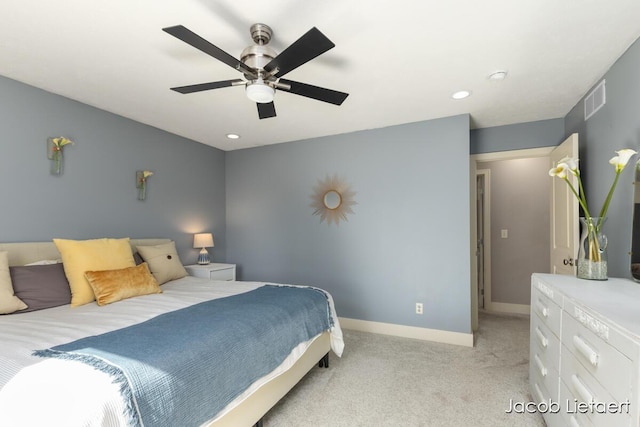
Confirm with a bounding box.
[136,171,146,201]
[50,150,63,175]
[577,217,608,280]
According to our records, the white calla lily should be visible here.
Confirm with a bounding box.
[548,163,569,179]
[609,149,638,172]
[560,157,579,175]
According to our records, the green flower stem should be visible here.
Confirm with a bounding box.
[563,176,592,219]
[575,171,590,217]
[597,171,621,231]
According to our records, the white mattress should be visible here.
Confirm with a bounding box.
[0,277,343,426]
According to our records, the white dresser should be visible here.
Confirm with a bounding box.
[530,273,640,427]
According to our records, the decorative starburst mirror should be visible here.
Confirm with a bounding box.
[310,175,357,225]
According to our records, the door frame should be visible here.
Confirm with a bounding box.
[469,146,554,329]
[476,168,491,312]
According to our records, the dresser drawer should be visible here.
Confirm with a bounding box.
[559,363,630,427]
[558,380,595,427]
[530,378,563,427]
[532,275,564,307]
[563,298,639,361]
[530,354,559,403]
[531,286,562,338]
[561,313,632,402]
[531,313,561,375]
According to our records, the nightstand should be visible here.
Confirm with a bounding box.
[184,263,236,281]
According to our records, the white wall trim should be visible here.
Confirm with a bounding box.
[485,302,531,316]
[477,169,492,315]
[339,317,474,347]
[471,146,554,162]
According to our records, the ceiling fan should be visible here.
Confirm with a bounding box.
[162,23,349,119]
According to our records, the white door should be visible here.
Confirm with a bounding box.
[550,133,579,275]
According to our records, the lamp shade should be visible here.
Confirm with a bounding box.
[193,233,214,249]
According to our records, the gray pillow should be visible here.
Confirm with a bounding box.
[9,263,71,312]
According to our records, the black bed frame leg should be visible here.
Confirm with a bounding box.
[318,352,329,368]
[254,418,263,427]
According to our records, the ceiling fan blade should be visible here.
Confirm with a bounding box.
[264,27,335,78]
[171,79,244,94]
[257,102,277,119]
[278,79,349,105]
[163,25,256,78]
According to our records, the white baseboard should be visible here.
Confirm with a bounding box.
[485,301,530,315]
[338,317,474,347]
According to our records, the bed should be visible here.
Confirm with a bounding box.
[0,239,344,427]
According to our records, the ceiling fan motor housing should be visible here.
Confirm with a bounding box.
[240,45,277,78]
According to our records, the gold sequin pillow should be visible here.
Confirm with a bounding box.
[84,263,161,306]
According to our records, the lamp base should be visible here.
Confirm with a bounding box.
[197,248,210,265]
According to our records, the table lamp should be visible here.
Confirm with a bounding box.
[193,233,214,265]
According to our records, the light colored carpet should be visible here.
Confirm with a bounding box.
[263,311,545,426]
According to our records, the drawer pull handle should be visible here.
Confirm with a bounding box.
[569,415,582,427]
[573,335,599,366]
[534,383,544,402]
[536,301,549,318]
[535,327,548,348]
[571,374,594,403]
[534,354,547,377]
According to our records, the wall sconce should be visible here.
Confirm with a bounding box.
[193,233,214,264]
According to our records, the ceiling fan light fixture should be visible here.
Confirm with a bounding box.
[246,82,275,103]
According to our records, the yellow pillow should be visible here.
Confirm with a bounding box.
[136,241,187,285]
[85,263,162,306]
[53,238,136,307]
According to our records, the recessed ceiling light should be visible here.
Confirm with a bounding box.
[452,90,471,100]
[226,133,240,139]
[489,70,508,81]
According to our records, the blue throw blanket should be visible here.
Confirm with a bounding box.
[34,285,332,427]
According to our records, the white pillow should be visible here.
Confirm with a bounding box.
[136,241,187,285]
[0,251,28,314]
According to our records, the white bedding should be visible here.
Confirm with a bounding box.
[0,276,344,426]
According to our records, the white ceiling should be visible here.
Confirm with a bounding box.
[1,1,639,151]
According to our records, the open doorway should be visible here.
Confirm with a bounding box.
[470,147,554,329]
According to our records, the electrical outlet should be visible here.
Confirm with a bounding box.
[415,303,423,314]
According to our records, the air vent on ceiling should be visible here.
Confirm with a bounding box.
[584,79,606,121]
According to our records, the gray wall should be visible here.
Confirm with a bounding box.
[0,76,226,264]
[565,38,640,279]
[226,115,472,334]
[471,119,564,154]
[477,157,551,305]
